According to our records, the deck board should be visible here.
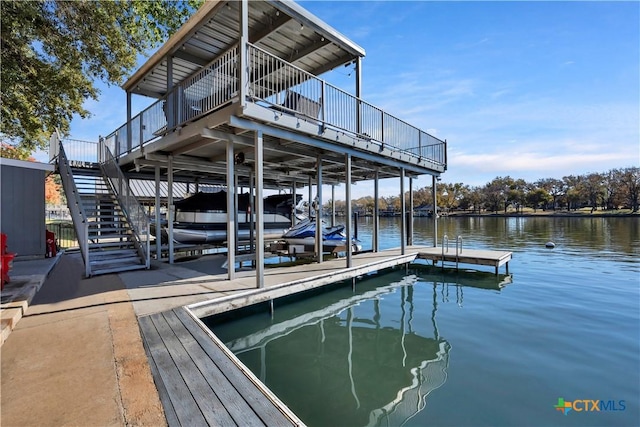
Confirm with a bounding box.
[174,308,296,426]
[162,310,264,426]
[153,312,234,426]
[139,315,207,426]
[139,307,300,427]
[417,247,512,274]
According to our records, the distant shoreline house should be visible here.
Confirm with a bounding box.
[414,203,435,217]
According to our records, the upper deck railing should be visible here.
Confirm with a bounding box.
[104,42,446,170]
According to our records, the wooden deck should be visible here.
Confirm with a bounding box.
[139,307,303,427]
[137,245,512,426]
[417,247,512,274]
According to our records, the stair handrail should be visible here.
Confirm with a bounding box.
[97,138,150,269]
[57,138,91,276]
[455,235,463,270]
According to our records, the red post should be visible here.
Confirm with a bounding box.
[1,233,17,290]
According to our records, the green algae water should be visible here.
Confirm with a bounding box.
[207,217,639,426]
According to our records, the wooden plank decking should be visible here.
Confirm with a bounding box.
[137,245,512,426]
[139,307,303,427]
[417,247,512,274]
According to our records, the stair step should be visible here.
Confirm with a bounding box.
[90,263,146,276]
[87,221,128,227]
[82,200,117,206]
[85,211,125,217]
[88,227,131,234]
[90,255,141,267]
[90,248,140,258]
[88,241,135,249]
[88,234,132,241]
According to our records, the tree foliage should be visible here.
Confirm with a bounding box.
[1,0,202,152]
[325,166,640,215]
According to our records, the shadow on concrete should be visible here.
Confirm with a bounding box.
[29,253,126,307]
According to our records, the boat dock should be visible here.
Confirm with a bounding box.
[139,307,303,426]
[135,245,511,426]
[417,247,512,275]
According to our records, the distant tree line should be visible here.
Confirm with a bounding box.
[325,167,640,214]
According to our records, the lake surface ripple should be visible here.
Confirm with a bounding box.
[208,217,639,426]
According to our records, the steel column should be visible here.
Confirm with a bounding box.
[331,185,336,227]
[345,154,352,268]
[255,131,264,288]
[316,155,323,264]
[400,168,406,255]
[292,182,297,226]
[433,175,438,247]
[408,176,414,246]
[154,165,161,259]
[239,0,248,109]
[373,169,379,252]
[167,155,174,264]
[226,141,236,280]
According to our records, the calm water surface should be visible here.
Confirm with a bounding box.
[207,217,640,426]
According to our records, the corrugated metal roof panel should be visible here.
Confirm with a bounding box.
[123,0,364,99]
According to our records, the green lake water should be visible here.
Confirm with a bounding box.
[207,217,639,426]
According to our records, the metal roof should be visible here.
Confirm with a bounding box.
[123,0,366,99]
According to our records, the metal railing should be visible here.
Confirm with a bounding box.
[247,43,446,168]
[104,42,446,169]
[46,221,79,250]
[104,45,239,158]
[57,137,90,276]
[98,140,150,268]
[52,138,99,164]
[441,234,463,270]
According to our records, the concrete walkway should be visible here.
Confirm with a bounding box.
[1,253,165,426]
[1,248,426,426]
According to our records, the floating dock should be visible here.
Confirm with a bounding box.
[137,245,512,426]
[417,247,512,275]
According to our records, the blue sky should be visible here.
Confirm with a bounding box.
[60,1,639,199]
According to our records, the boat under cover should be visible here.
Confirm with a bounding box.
[160,191,302,244]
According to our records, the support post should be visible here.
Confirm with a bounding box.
[373,168,379,252]
[154,166,161,259]
[255,131,264,288]
[227,141,236,280]
[126,92,132,154]
[408,176,414,246]
[345,154,352,268]
[331,185,336,227]
[167,156,174,264]
[308,175,313,217]
[355,57,362,134]
[238,0,248,109]
[316,155,323,263]
[249,171,255,253]
[400,168,406,255]
[166,55,175,129]
[292,182,297,226]
[433,175,438,247]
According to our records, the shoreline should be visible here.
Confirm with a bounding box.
[443,211,639,218]
[339,211,639,219]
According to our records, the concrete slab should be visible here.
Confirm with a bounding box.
[1,253,165,427]
[0,246,438,426]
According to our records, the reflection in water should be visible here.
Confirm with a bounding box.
[211,269,512,427]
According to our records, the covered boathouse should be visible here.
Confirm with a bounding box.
[52,0,447,283]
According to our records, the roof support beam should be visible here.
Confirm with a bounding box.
[249,14,292,44]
